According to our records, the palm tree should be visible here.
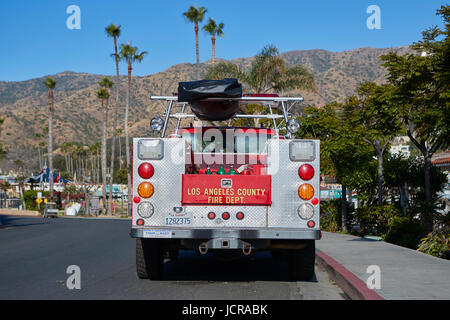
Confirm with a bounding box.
[203,18,224,64]
[205,45,316,126]
[97,77,113,214]
[105,23,121,216]
[118,43,147,213]
[116,127,123,169]
[183,5,207,65]
[206,45,316,93]
[44,77,56,200]
[0,117,6,161]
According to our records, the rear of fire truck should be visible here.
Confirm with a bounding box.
[130,81,320,281]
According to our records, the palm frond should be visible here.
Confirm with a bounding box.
[99,76,114,89]
[43,77,56,89]
[105,23,121,38]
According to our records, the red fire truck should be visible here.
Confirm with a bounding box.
[130,93,320,281]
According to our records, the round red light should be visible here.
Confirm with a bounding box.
[133,196,141,204]
[311,198,319,206]
[299,164,314,181]
[236,212,244,220]
[222,212,230,220]
[138,163,154,179]
[307,220,315,228]
[208,212,216,220]
[136,219,144,226]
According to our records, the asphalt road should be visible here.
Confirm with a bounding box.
[0,215,346,300]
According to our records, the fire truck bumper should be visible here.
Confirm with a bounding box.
[130,227,320,240]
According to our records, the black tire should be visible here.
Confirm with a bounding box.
[136,238,164,280]
[288,240,315,281]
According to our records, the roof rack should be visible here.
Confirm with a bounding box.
[150,95,304,138]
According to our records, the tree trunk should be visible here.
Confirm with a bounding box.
[211,35,216,64]
[101,100,108,214]
[109,36,120,216]
[195,23,199,65]
[423,154,433,233]
[48,92,54,201]
[403,181,410,216]
[125,64,132,216]
[377,150,383,205]
[406,127,435,233]
[341,185,348,232]
[119,136,122,169]
[38,148,42,171]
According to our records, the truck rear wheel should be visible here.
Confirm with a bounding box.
[136,238,164,280]
[288,240,315,281]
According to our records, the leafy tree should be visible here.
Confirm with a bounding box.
[183,5,208,65]
[299,103,375,231]
[106,23,121,216]
[43,77,56,200]
[349,83,402,205]
[117,43,147,212]
[380,5,450,232]
[203,18,224,64]
[114,167,128,184]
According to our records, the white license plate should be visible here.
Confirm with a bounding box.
[164,211,192,226]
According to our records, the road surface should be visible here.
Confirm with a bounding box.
[0,215,345,300]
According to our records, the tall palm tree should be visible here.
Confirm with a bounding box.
[105,23,121,216]
[44,77,56,200]
[118,43,147,213]
[183,5,207,65]
[203,18,224,64]
[116,127,123,169]
[97,77,113,214]
[0,117,6,162]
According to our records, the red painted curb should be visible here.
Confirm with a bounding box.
[316,251,384,300]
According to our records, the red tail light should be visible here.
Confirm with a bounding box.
[136,219,144,226]
[222,212,230,220]
[307,220,315,228]
[138,163,154,179]
[298,164,314,180]
[236,212,244,220]
[208,212,216,220]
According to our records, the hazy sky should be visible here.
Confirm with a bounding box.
[0,0,446,81]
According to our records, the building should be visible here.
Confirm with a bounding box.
[390,136,413,158]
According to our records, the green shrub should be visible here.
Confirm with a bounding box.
[320,199,355,232]
[23,190,49,211]
[320,202,341,232]
[417,229,450,259]
[384,216,425,249]
[354,204,399,236]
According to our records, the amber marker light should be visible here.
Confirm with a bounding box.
[138,182,154,198]
[298,183,314,200]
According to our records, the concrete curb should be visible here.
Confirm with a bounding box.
[316,250,384,300]
[60,216,131,220]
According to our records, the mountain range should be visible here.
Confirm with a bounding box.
[0,45,412,171]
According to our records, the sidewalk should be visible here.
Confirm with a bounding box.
[0,208,40,217]
[316,231,450,299]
